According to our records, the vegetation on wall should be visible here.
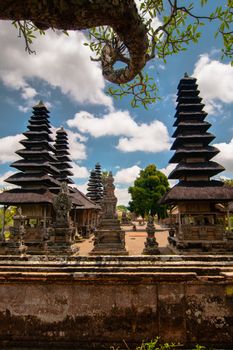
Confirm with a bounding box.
[0,206,16,231]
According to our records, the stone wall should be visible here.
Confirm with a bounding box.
[0,255,232,348]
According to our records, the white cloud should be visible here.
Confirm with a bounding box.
[51,127,87,161]
[66,130,87,161]
[213,139,233,172]
[0,134,22,164]
[159,163,177,187]
[0,171,16,188]
[135,0,163,32]
[117,119,169,152]
[0,22,112,109]
[115,165,141,185]
[67,110,137,137]
[193,54,233,115]
[72,163,89,179]
[67,110,170,153]
[72,182,88,195]
[115,187,131,206]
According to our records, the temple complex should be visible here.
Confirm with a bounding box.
[0,102,99,254]
[161,74,233,253]
[90,172,128,255]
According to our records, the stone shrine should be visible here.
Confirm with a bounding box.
[47,182,73,254]
[143,215,160,255]
[90,172,128,255]
[121,211,131,225]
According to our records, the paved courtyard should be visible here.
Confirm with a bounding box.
[77,223,171,255]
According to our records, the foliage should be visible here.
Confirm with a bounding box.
[0,206,16,231]
[9,0,233,108]
[88,0,233,109]
[128,164,169,219]
[117,205,129,212]
[222,178,233,186]
[114,337,209,350]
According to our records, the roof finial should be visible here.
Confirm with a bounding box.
[33,100,46,109]
[184,72,189,78]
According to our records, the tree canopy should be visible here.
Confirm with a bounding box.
[128,164,169,218]
[1,0,232,108]
[0,206,16,232]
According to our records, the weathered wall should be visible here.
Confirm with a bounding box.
[0,256,232,348]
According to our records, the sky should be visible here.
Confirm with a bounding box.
[0,2,233,206]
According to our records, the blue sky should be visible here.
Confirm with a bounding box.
[0,3,233,205]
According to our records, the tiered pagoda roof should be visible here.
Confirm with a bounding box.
[160,74,233,205]
[86,163,103,204]
[94,163,103,201]
[169,74,224,181]
[52,127,74,184]
[86,170,98,202]
[0,102,101,209]
[5,101,60,190]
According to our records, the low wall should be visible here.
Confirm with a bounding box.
[0,255,232,348]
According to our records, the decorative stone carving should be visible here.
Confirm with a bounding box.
[53,182,72,228]
[90,172,128,255]
[143,216,160,255]
[48,182,74,255]
[121,211,131,225]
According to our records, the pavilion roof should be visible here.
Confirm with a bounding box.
[70,187,100,209]
[160,181,233,204]
[0,188,55,204]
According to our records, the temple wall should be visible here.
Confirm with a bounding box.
[0,256,233,348]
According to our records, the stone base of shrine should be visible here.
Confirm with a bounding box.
[46,227,73,255]
[168,235,233,254]
[90,243,128,255]
[90,225,128,255]
[0,255,232,348]
[0,241,46,255]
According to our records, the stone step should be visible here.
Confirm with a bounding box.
[0,264,232,276]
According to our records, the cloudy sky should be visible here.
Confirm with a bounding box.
[0,2,233,205]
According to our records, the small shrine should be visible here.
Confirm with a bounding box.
[0,102,100,254]
[161,74,233,253]
[143,216,159,255]
[121,211,131,225]
[90,172,128,255]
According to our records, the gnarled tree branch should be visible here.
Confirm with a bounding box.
[0,0,149,84]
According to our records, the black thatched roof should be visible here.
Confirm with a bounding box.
[160,181,233,204]
[0,186,100,210]
[70,187,100,209]
[174,111,207,125]
[0,189,55,204]
[172,121,211,137]
[171,133,215,150]
[168,161,225,179]
[169,146,219,163]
